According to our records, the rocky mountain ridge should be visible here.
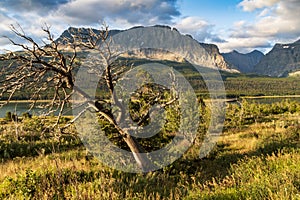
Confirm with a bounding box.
[56,26,300,77]
[56,26,236,72]
[200,43,233,71]
[222,50,264,73]
[253,39,300,77]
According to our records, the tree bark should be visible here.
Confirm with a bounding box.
[75,88,156,172]
[123,134,156,172]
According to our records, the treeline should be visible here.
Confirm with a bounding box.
[1,57,300,100]
[225,100,300,129]
[224,77,300,97]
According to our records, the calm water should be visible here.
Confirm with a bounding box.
[243,96,300,104]
[0,102,72,118]
[1,97,300,118]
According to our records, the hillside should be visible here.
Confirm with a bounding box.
[254,39,300,77]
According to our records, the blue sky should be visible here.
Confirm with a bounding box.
[0,0,299,53]
[182,0,259,28]
[180,0,248,24]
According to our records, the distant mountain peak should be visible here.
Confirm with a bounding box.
[254,38,300,77]
[222,49,264,73]
[227,50,264,56]
[250,50,264,55]
[231,50,239,54]
[294,38,300,44]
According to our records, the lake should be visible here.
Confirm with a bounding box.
[242,96,300,104]
[0,101,73,118]
[1,96,300,118]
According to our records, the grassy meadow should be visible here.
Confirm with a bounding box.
[0,100,299,199]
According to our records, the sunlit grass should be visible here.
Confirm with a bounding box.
[0,101,299,199]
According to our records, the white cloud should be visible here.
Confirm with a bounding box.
[244,0,300,38]
[174,16,224,43]
[1,0,299,54]
[216,37,271,53]
[0,13,15,31]
[0,12,64,48]
[48,0,180,27]
[0,0,181,51]
[0,13,17,47]
[175,17,209,33]
[258,8,270,17]
[217,0,300,53]
[238,0,280,12]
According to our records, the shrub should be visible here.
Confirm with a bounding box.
[22,112,32,119]
[4,111,18,122]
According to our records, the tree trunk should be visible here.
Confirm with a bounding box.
[123,134,156,172]
[84,100,155,172]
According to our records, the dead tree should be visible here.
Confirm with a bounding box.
[0,24,179,172]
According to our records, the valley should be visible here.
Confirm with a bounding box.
[0,25,299,200]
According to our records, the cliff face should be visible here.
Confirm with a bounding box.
[56,26,235,72]
[222,50,264,73]
[122,44,235,71]
[200,43,234,71]
[121,48,185,63]
[253,39,300,77]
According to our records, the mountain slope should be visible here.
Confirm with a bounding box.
[253,39,300,77]
[56,26,236,72]
[200,43,235,71]
[222,50,264,73]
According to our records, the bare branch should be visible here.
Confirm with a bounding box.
[0,23,176,171]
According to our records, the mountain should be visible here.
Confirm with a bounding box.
[253,39,300,77]
[56,26,236,72]
[56,27,122,45]
[121,48,186,63]
[222,50,264,73]
[200,43,235,71]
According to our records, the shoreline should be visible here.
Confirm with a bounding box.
[241,95,300,99]
[0,100,52,103]
[1,95,300,104]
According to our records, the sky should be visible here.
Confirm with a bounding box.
[0,0,300,54]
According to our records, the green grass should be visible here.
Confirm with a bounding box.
[0,101,299,199]
[186,150,300,200]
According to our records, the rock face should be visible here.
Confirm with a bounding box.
[200,43,234,71]
[253,39,300,77]
[222,50,264,73]
[56,27,122,45]
[56,26,236,72]
[122,48,186,63]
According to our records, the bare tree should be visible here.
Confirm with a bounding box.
[0,24,180,171]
